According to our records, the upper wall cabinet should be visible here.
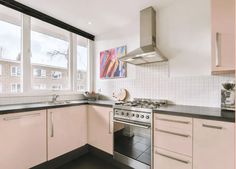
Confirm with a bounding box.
[211,0,235,74]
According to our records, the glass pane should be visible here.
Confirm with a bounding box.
[77,35,88,92]
[0,5,22,94]
[31,18,70,91]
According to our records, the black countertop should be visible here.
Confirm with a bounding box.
[0,100,115,114]
[154,105,235,123]
[0,100,234,122]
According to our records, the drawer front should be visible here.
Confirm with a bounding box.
[154,147,192,169]
[154,114,193,156]
[154,114,192,131]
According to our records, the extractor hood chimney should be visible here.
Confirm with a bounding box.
[119,7,167,65]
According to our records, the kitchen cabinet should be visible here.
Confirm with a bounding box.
[211,0,235,74]
[88,105,113,154]
[47,105,87,160]
[0,110,47,169]
[154,147,192,169]
[193,119,234,169]
[154,114,193,156]
[153,114,193,169]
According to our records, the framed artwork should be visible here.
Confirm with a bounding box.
[100,46,127,79]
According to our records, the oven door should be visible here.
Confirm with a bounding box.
[113,119,152,169]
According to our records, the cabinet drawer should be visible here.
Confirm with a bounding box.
[154,147,192,169]
[154,114,192,131]
[154,114,193,156]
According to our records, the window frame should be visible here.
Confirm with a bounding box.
[0,11,92,97]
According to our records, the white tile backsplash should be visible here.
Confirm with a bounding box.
[96,62,234,108]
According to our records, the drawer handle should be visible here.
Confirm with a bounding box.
[155,151,190,164]
[3,113,40,121]
[155,128,190,138]
[202,124,223,130]
[156,117,190,124]
[50,112,54,137]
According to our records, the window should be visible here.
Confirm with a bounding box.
[0,5,22,94]
[33,84,46,90]
[31,18,70,91]
[51,71,62,79]
[77,35,88,92]
[11,66,21,76]
[0,4,91,95]
[11,83,21,93]
[51,84,62,91]
[33,68,46,78]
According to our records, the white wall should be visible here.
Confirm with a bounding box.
[94,0,234,107]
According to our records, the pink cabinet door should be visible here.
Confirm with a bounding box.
[88,105,113,154]
[0,110,47,169]
[47,105,87,160]
[211,0,235,74]
[193,119,234,169]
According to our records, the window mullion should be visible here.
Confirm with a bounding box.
[87,40,94,92]
[21,14,31,93]
[70,33,77,92]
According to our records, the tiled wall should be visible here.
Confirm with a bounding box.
[96,62,234,108]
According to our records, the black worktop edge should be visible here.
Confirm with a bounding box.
[0,101,113,115]
[154,109,235,123]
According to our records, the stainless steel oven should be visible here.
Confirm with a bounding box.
[113,108,152,169]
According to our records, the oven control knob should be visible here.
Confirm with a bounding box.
[132,113,135,117]
[126,113,129,116]
[121,112,124,115]
[141,115,144,118]
[146,116,150,119]
[136,114,139,118]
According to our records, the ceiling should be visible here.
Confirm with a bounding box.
[16,0,175,36]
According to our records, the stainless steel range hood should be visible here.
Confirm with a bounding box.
[119,7,167,65]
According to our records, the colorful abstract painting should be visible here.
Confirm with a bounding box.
[100,46,127,79]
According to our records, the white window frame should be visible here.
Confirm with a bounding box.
[11,66,21,76]
[11,83,21,93]
[0,12,92,97]
[51,71,62,80]
[0,64,2,76]
[51,84,62,91]
[33,68,46,78]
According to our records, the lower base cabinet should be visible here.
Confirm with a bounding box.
[154,147,192,169]
[193,119,234,169]
[47,105,87,160]
[88,105,113,154]
[0,110,47,169]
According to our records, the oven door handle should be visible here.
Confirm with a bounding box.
[113,120,150,129]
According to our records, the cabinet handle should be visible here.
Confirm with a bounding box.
[202,124,223,130]
[3,113,40,121]
[155,128,190,138]
[155,151,190,164]
[109,111,113,134]
[215,32,221,67]
[156,117,190,124]
[50,112,54,137]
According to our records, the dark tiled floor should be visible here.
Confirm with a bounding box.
[57,154,120,169]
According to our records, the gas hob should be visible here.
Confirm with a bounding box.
[113,98,168,125]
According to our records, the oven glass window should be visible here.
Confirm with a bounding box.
[114,122,151,166]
